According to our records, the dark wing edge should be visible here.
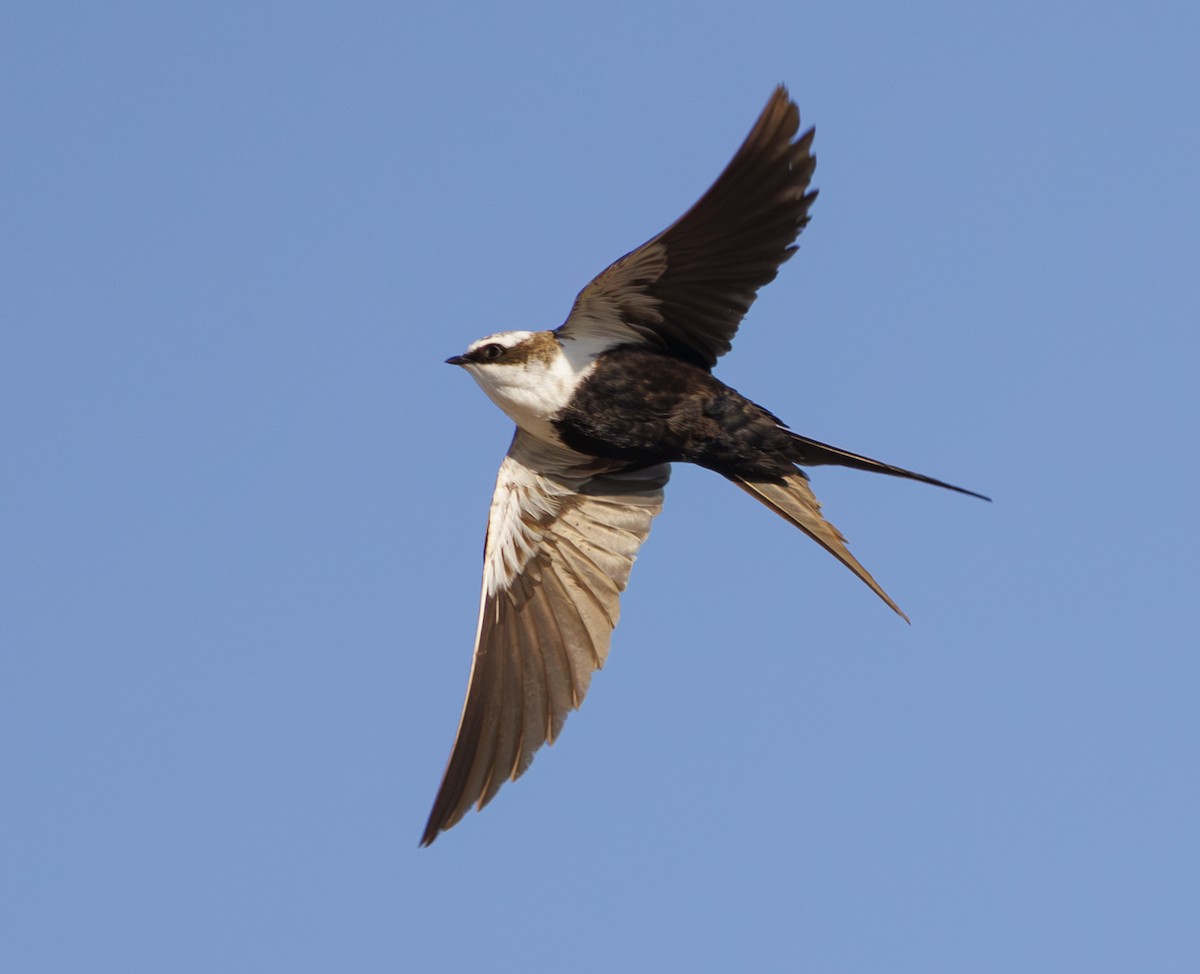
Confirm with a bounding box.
[421,432,670,846]
[558,85,817,368]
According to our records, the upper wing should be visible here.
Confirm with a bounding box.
[421,430,670,845]
[556,85,817,369]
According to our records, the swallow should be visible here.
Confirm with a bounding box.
[422,85,987,846]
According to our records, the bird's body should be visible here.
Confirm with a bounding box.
[558,343,794,476]
[423,87,986,846]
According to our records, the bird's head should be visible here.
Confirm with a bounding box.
[444,330,559,371]
[446,330,590,436]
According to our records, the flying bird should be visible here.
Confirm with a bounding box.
[423,86,986,846]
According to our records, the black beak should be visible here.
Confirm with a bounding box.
[445,355,467,366]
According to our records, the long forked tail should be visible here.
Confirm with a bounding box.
[731,472,910,622]
[788,432,991,502]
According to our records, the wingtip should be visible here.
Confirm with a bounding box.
[419,815,444,848]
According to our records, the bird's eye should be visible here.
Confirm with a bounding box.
[480,343,505,360]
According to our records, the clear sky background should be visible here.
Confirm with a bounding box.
[4,2,1197,971]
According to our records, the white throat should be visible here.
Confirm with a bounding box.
[461,330,614,445]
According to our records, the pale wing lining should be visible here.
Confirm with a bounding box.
[421,431,669,844]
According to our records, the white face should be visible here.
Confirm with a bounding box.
[449,329,603,444]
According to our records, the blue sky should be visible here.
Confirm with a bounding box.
[3,2,1197,971]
